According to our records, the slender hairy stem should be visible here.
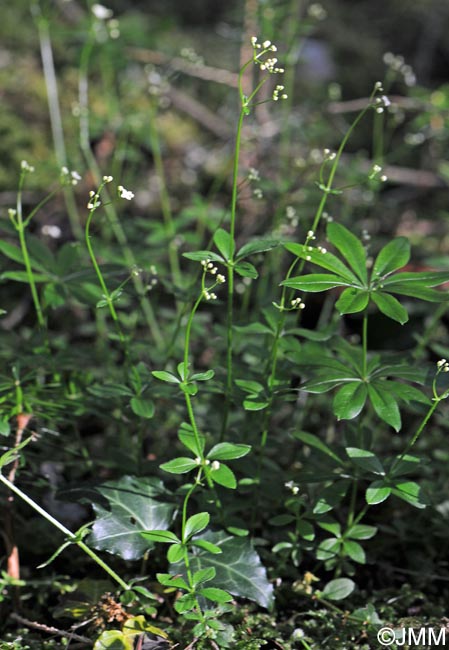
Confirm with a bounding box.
[15,175,45,328]
[0,473,129,591]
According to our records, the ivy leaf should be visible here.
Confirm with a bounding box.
[336,288,369,314]
[372,237,410,277]
[368,383,402,431]
[371,292,409,324]
[89,476,174,560]
[327,222,368,284]
[186,531,274,609]
[282,273,352,292]
[333,382,368,420]
[213,229,234,261]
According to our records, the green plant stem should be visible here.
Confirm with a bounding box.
[15,176,45,329]
[0,473,129,591]
[148,101,182,287]
[85,199,126,347]
[221,107,246,439]
[362,312,368,378]
[78,25,164,349]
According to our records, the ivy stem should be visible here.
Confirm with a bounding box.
[0,473,129,591]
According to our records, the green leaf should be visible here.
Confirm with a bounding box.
[346,524,377,540]
[191,539,222,554]
[184,512,210,540]
[342,540,366,564]
[391,480,427,508]
[214,228,234,261]
[234,261,258,279]
[243,399,269,411]
[371,292,409,324]
[190,369,215,381]
[160,457,199,474]
[236,239,279,260]
[366,480,392,505]
[368,383,402,431]
[346,447,385,475]
[321,578,355,601]
[151,370,180,383]
[1,271,49,283]
[380,282,448,302]
[209,463,237,488]
[284,243,358,282]
[333,382,368,420]
[174,593,197,613]
[316,537,340,561]
[383,270,449,287]
[335,288,369,314]
[186,531,273,608]
[292,431,344,465]
[199,587,233,603]
[282,273,352,292]
[89,476,174,560]
[178,422,206,456]
[87,383,133,398]
[372,237,410,277]
[167,543,185,563]
[0,419,10,437]
[234,322,273,335]
[130,396,155,419]
[327,222,367,283]
[0,240,25,265]
[192,567,216,586]
[313,480,350,514]
[157,573,189,589]
[141,530,180,544]
[183,250,224,262]
[94,630,131,650]
[387,382,430,406]
[207,443,251,461]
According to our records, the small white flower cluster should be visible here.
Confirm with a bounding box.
[146,266,159,292]
[306,230,316,240]
[272,84,288,101]
[369,164,388,183]
[61,166,81,186]
[437,359,449,373]
[180,47,204,67]
[211,460,220,470]
[103,175,113,183]
[322,212,333,223]
[362,228,371,242]
[374,94,391,114]
[250,37,284,74]
[383,53,416,87]
[91,5,120,39]
[87,190,101,210]
[253,187,263,199]
[317,245,327,254]
[291,297,306,310]
[118,185,134,200]
[285,480,300,495]
[323,148,336,161]
[286,205,298,227]
[21,160,35,173]
[248,167,260,182]
[42,224,62,239]
[307,3,327,20]
[204,290,217,301]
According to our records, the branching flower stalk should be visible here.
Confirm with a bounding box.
[255,84,388,494]
[222,37,287,437]
[78,8,163,349]
[85,177,129,349]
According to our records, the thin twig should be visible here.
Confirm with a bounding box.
[9,612,93,645]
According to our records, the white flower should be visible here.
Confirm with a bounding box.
[211,460,221,470]
[217,274,226,284]
[91,3,113,20]
[21,160,35,173]
[117,185,134,200]
[103,175,113,183]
